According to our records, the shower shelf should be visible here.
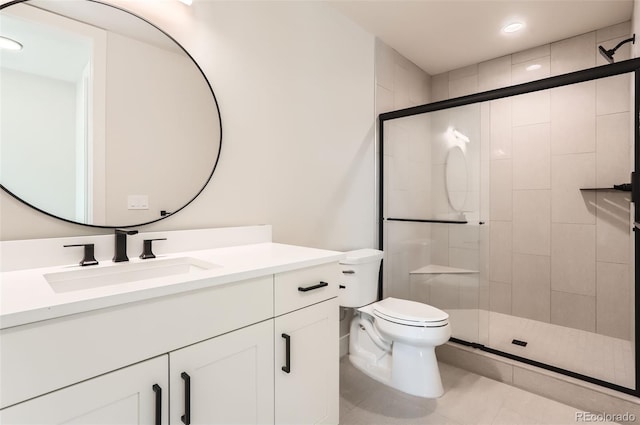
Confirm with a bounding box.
[580,183,631,192]
[410,264,478,275]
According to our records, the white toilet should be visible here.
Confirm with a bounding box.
[339,249,451,398]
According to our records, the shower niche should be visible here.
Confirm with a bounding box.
[380,59,639,395]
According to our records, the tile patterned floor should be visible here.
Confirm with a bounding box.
[445,309,634,389]
[340,357,619,425]
[487,312,634,389]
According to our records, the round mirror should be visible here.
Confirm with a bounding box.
[445,146,468,212]
[0,0,222,228]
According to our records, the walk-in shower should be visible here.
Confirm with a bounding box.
[379,58,640,396]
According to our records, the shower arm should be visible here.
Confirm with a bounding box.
[603,35,636,57]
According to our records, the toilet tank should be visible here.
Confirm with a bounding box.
[339,249,384,307]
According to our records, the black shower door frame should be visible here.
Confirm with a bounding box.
[378,57,640,397]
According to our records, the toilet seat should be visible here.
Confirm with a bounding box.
[372,297,449,328]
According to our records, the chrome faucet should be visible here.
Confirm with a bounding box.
[113,229,138,262]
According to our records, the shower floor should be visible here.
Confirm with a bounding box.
[447,309,634,389]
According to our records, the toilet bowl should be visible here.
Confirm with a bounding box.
[339,249,451,398]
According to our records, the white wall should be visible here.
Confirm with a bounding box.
[0,1,376,252]
[1,69,77,219]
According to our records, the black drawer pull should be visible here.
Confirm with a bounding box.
[152,384,162,425]
[181,372,191,425]
[298,281,329,292]
[342,270,355,274]
[282,333,291,373]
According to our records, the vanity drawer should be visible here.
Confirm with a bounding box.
[274,262,339,316]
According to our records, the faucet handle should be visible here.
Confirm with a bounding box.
[140,238,167,259]
[64,244,99,267]
[115,229,138,236]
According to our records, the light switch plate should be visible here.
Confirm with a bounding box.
[128,195,149,210]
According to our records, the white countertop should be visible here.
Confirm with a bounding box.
[0,242,344,330]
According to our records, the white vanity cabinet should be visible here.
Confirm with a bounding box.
[0,243,342,425]
[273,263,340,425]
[169,320,274,425]
[0,355,169,425]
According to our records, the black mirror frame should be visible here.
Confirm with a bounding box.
[0,0,222,229]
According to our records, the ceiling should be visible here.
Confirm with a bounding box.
[328,0,634,75]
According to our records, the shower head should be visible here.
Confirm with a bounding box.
[598,45,615,64]
[598,34,635,64]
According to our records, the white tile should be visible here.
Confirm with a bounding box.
[430,275,460,310]
[596,192,631,264]
[489,221,512,284]
[449,74,478,98]
[393,63,412,109]
[489,282,511,314]
[550,81,596,155]
[512,90,550,127]
[376,84,394,116]
[596,261,631,340]
[489,98,512,160]
[478,56,511,92]
[596,21,631,42]
[513,190,550,256]
[513,123,551,190]
[432,163,450,218]
[550,153,596,224]
[375,39,394,91]
[512,44,550,64]
[511,56,550,85]
[551,290,596,332]
[431,73,449,102]
[512,254,551,323]
[596,112,631,187]
[550,32,596,75]
[449,63,477,80]
[430,224,450,266]
[388,125,410,191]
[489,159,512,221]
[449,224,479,250]
[596,74,631,116]
[551,223,596,296]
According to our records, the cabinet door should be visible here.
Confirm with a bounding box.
[275,299,338,425]
[0,355,168,425]
[169,320,274,425]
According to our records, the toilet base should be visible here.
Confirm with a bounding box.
[348,316,445,398]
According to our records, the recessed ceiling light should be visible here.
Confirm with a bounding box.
[177,0,192,5]
[502,22,525,34]
[526,64,542,71]
[0,36,23,51]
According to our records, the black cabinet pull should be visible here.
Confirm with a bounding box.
[281,333,291,373]
[298,281,329,292]
[181,372,191,425]
[152,384,162,425]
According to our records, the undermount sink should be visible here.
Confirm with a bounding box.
[44,257,219,293]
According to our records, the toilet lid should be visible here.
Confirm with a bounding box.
[373,297,449,326]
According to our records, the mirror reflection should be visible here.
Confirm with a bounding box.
[0,0,221,227]
[445,145,468,212]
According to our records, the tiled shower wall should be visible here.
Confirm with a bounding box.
[376,40,431,299]
[431,22,634,341]
[339,39,430,355]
